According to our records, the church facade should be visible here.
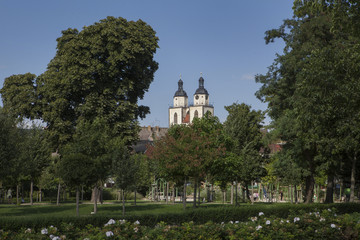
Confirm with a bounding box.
[169,75,214,126]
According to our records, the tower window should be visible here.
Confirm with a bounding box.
[174,112,178,124]
[194,110,199,119]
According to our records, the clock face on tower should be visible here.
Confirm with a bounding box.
[195,95,199,100]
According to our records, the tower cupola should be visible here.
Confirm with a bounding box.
[194,76,209,95]
[174,79,187,97]
[173,78,188,108]
[194,74,209,106]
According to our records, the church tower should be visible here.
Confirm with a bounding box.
[189,75,214,123]
[169,74,214,126]
[169,78,189,126]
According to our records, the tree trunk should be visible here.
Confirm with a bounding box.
[245,185,250,201]
[350,154,357,202]
[16,185,19,205]
[290,185,293,204]
[206,182,210,202]
[235,182,238,205]
[81,186,84,201]
[250,181,254,205]
[193,181,197,208]
[93,186,98,214]
[39,186,42,202]
[122,189,125,217]
[242,185,246,203]
[304,174,315,204]
[166,183,169,204]
[294,184,298,203]
[100,186,103,205]
[30,180,33,206]
[134,189,137,206]
[57,183,61,205]
[183,178,187,210]
[76,186,80,217]
[198,184,201,206]
[172,186,175,204]
[231,183,234,205]
[325,175,334,204]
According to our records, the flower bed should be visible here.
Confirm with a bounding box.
[1,209,360,239]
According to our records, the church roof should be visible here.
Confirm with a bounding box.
[195,76,209,95]
[174,79,188,97]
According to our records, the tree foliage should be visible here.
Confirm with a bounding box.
[1,16,159,148]
[256,0,360,203]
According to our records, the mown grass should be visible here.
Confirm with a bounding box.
[1,201,360,231]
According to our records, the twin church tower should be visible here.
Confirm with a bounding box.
[169,75,214,126]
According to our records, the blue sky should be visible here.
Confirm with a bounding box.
[0,1,294,127]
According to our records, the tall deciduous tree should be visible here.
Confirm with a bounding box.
[57,153,95,216]
[223,103,266,204]
[1,16,159,149]
[60,117,112,214]
[147,114,225,209]
[256,0,360,203]
[19,126,51,205]
[0,107,20,188]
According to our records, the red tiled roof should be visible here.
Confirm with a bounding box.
[182,113,190,123]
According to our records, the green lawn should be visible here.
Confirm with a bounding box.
[0,201,191,218]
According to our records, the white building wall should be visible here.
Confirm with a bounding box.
[169,108,183,126]
[189,106,203,123]
[194,94,209,106]
[203,106,214,116]
[174,96,188,107]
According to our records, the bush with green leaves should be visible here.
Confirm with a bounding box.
[1,210,360,239]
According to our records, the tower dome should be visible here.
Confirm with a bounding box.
[194,76,209,95]
[174,79,188,97]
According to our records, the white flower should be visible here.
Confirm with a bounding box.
[328,208,331,212]
[320,217,325,222]
[25,228,32,233]
[334,213,337,217]
[221,222,224,225]
[294,217,300,223]
[41,228,48,235]
[51,236,61,240]
[235,221,239,224]
[251,217,257,222]
[309,212,312,215]
[256,225,262,231]
[266,220,271,225]
[84,238,90,240]
[134,227,139,232]
[258,212,264,216]
[134,220,140,225]
[280,220,284,224]
[331,224,336,228]
[119,219,126,224]
[106,231,114,237]
[105,219,116,226]
[229,221,233,224]
[286,220,290,223]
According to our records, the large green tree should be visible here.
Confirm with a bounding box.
[147,114,225,209]
[0,107,20,190]
[256,0,360,203]
[223,103,266,203]
[1,16,159,149]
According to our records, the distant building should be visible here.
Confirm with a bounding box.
[133,126,168,153]
[168,75,214,126]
